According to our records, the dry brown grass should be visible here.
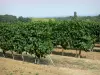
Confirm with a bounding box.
[0,54,100,75]
[0,48,100,75]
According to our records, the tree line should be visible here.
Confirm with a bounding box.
[54,14,100,22]
[0,14,31,23]
[1,14,100,23]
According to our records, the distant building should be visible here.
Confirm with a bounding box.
[74,11,77,18]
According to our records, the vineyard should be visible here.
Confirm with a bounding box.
[0,20,100,64]
[0,0,100,74]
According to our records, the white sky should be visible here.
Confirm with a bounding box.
[0,0,100,17]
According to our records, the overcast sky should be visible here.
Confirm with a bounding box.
[0,0,100,17]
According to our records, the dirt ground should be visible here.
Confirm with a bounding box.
[53,48,100,60]
[0,48,100,75]
[0,55,100,75]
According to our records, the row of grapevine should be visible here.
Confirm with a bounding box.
[0,22,53,63]
[0,20,100,63]
[51,20,100,57]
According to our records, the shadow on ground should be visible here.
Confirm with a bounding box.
[1,49,97,65]
[52,51,86,58]
[93,49,100,52]
[0,52,50,65]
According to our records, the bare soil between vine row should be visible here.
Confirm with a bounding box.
[0,48,100,75]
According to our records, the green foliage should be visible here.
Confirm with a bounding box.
[35,72,39,75]
[0,15,31,23]
[0,14,17,23]
[18,16,31,22]
[51,20,99,51]
[0,19,100,59]
[0,22,53,59]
